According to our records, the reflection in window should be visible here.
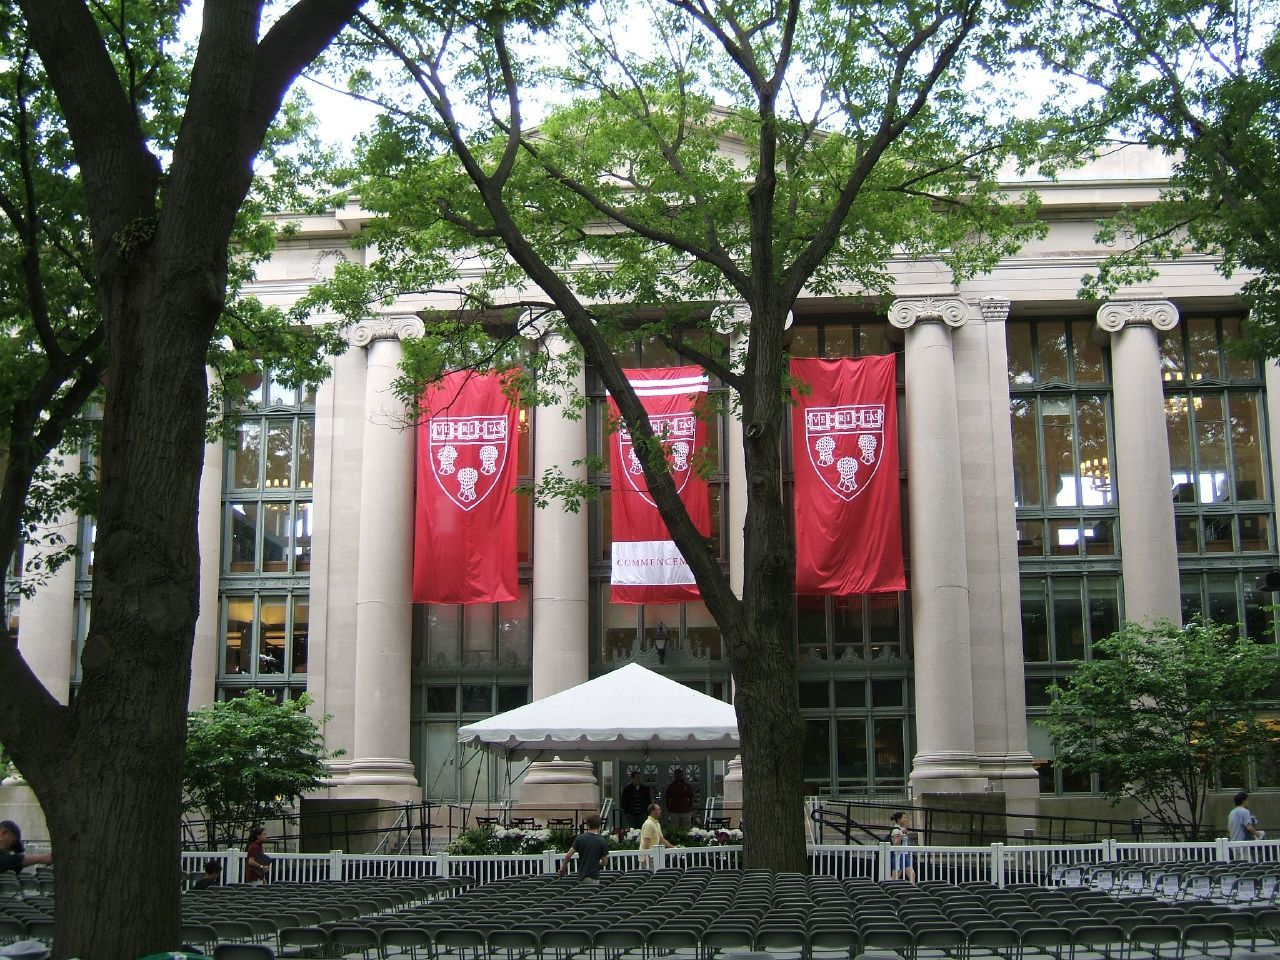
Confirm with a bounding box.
[220,593,307,682]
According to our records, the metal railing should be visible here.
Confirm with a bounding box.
[181,836,1280,888]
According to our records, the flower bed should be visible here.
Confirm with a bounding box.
[445,824,743,854]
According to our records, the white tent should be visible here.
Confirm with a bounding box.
[457,662,740,758]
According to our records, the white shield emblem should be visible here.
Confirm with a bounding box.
[804,404,886,502]
[428,415,510,511]
[617,413,697,507]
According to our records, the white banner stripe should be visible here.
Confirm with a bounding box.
[611,540,697,586]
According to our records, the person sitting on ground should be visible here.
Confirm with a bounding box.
[556,813,610,884]
[639,802,674,854]
[0,820,51,874]
[192,859,222,889]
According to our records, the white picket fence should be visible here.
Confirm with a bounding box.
[184,837,1280,887]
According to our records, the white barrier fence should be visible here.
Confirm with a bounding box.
[184,837,1280,887]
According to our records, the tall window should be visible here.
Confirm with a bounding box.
[217,369,314,700]
[1165,315,1277,643]
[1009,318,1121,794]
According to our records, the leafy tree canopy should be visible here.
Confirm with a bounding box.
[1031,0,1280,355]
[1045,618,1280,840]
[183,691,341,848]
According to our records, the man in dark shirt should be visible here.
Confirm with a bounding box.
[0,820,51,874]
[620,771,651,830]
[557,814,610,884]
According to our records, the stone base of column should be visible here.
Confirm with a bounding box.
[327,757,420,791]
[978,752,1042,834]
[515,760,598,807]
[909,752,989,794]
[722,756,744,804]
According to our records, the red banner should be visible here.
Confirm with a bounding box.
[609,367,711,604]
[791,356,905,595]
[413,370,519,604]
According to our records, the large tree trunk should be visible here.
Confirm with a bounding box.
[45,269,213,959]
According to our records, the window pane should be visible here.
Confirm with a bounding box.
[426,686,457,712]
[498,585,531,664]
[836,719,868,782]
[687,602,722,660]
[1017,519,1044,556]
[832,595,863,660]
[1240,514,1271,552]
[427,605,460,665]
[1088,578,1120,646]
[600,489,612,561]
[297,419,314,491]
[1221,317,1256,379]
[262,502,291,572]
[461,685,492,712]
[291,597,309,673]
[871,680,904,707]
[228,503,258,573]
[803,719,831,792]
[867,594,900,657]
[1194,395,1229,503]
[1181,577,1204,623]
[790,327,819,358]
[463,605,493,664]
[1082,517,1115,556]
[1206,574,1238,635]
[294,502,312,571]
[604,599,636,662]
[497,685,529,711]
[799,681,829,708]
[1077,395,1113,506]
[1041,398,1078,507]
[223,597,253,674]
[239,371,264,407]
[834,680,866,708]
[1007,324,1034,387]
[797,595,826,659]
[517,408,532,477]
[1038,321,1070,384]
[233,422,262,488]
[823,326,855,358]
[1203,516,1234,553]
[265,422,294,489]
[1230,391,1265,501]
[1072,320,1105,383]
[1245,578,1274,644]
[1011,398,1041,508]
[1049,518,1081,556]
[873,719,906,784]
[267,373,296,407]
[1185,317,1219,381]
[517,494,532,563]
[1052,578,1085,661]
[1168,394,1195,501]
[259,598,286,674]
[1175,515,1199,553]
[1022,578,1049,662]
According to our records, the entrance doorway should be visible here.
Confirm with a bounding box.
[611,758,715,830]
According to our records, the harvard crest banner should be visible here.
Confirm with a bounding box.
[791,356,905,595]
[609,367,711,604]
[413,370,519,604]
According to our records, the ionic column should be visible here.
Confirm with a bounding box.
[889,296,987,793]
[346,315,423,791]
[520,321,596,808]
[1096,300,1182,626]
[190,389,224,710]
[16,452,79,704]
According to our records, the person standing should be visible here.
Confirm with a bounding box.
[620,771,652,830]
[889,811,917,883]
[1229,791,1263,841]
[639,802,674,858]
[0,821,50,874]
[557,814,611,884]
[663,769,695,830]
[245,825,273,884]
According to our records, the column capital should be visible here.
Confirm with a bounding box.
[1096,299,1179,334]
[978,297,1012,323]
[889,296,968,330]
[348,314,425,348]
[710,302,792,336]
[519,308,564,341]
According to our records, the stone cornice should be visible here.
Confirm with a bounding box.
[888,296,968,330]
[348,315,425,347]
[1096,299,1179,334]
